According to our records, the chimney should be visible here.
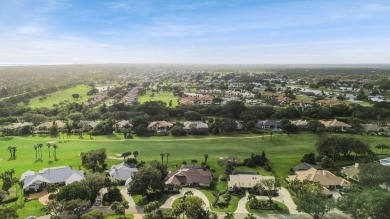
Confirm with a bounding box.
[355,163,359,168]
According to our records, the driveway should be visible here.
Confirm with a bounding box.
[119,186,143,214]
[255,187,298,214]
[235,190,249,214]
[160,188,210,209]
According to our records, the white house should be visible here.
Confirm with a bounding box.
[108,162,138,186]
[21,166,85,191]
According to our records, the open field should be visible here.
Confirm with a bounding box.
[138,90,180,107]
[22,84,90,108]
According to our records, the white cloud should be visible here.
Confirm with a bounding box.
[17,25,45,34]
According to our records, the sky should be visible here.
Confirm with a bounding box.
[1,0,390,65]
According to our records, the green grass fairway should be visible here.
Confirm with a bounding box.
[138,90,179,107]
[23,84,91,108]
[1,133,388,181]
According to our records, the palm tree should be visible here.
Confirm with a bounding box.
[10,146,16,159]
[47,143,52,161]
[7,146,12,159]
[247,194,257,203]
[204,153,209,163]
[244,213,256,219]
[45,184,58,194]
[53,144,59,160]
[160,153,165,163]
[133,151,139,159]
[34,144,38,162]
[121,152,127,161]
[183,190,193,200]
[224,213,235,219]
[166,153,170,164]
[38,144,43,160]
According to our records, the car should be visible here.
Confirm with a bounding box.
[94,198,102,206]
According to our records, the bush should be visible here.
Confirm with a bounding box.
[81,209,104,219]
[264,163,272,172]
[219,174,228,181]
[170,126,187,136]
[103,187,122,204]
[48,194,57,200]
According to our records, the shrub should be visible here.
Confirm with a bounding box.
[48,194,57,200]
[264,163,272,172]
[170,126,187,136]
[103,187,122,204]
[219,174,228,181]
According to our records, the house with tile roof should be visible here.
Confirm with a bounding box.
[108,162,138,186]
[21,166,85,191]
[147,121,173,133]
[290,120,309,130]
[164,168,212,191]
[34,121,66,134]
[287,168,349,190]
[227,174,275,191]
[320,119,351,132]
[183,121,209,133]
[179,95,214,105]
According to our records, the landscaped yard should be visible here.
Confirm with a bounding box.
[138,90,180,107]
[104,214,134,219]
[22,84,91,108]
[2,185,46,218]
[246,200,289,214]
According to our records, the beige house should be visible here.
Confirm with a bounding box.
[287,168,349,190]
[34,121,66,133]
[180,95,214,105]
[164,168,212,191]
[147,121,173,133]
[227,174,275,191]
[320,119,351,132]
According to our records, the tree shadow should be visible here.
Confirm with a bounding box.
[0,136,13,141]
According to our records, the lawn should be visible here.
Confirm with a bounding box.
[1,185,45,218]
[246,200,289,214]
[22,84,91,108]
[132,193,170,207]
[104,214,134,219]
[138,90,180,107]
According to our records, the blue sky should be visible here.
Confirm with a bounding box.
[1,0,390,64]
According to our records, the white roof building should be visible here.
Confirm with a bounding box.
[21,166,85,191]
[108,162,138,186]
[228,174,275,191]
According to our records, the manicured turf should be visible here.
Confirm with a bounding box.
[2,185,45,218]
[246,200,290,214]
[104,214,134,219]
[23,84,91,108]
[1,133,388,179]
[138,90,180,107]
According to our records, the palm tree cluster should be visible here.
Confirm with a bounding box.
[46,142,59,161]
[7,146,17,160]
